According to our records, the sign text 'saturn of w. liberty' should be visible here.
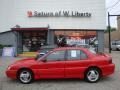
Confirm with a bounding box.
[27,11,92,17]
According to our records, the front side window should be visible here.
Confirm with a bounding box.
[67,50,87,60]
[46,50,65,61]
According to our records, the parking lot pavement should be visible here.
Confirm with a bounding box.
[0,51,120,90]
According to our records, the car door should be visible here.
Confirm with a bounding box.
[37,50,66,79]
[65,49,88,78]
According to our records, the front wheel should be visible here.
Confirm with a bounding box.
[17,69,34,84]
[85,68,101,83]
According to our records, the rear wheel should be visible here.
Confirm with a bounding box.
[17,69,34,84]
[85,68,101,83]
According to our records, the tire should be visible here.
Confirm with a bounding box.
[17,69,34,84]
[110,48,112,50]
[85,68,101,83]
[116,48,120,51]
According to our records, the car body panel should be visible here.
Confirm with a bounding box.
[100,64,115,76]
[6,70,17,79]
[31,61,65,79]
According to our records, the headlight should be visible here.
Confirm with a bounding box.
[7,66,12,70]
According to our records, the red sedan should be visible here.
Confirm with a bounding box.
[6,47,115,84]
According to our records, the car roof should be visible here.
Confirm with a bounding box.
[45,47,96,58]
[52,47,88,51]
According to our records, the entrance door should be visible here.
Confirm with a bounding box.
[22,31,47,52]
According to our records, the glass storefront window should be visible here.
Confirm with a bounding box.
[22,31,47,52]
[54,31,98,52]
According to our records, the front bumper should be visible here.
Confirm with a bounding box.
[6,70,17,79]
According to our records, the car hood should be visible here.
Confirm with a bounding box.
[13,58,36,65]
[116,45,120,47]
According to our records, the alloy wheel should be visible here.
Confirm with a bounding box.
[85,68,101,83]
[18,69,33,84]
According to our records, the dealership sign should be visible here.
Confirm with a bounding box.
[27,11,92,17]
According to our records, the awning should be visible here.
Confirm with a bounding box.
[11,27,48,32]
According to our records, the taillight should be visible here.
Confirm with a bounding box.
[109,58,112,64]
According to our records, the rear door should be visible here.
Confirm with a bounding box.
[65,49,89,78]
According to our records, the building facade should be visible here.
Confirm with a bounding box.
[0,0,106,54]
[104,16,120,48]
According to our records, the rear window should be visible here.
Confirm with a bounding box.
[88,49,96,54]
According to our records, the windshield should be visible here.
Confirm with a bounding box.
[40,49,52,53]
[36,50,53,60]
[35,53,45,60]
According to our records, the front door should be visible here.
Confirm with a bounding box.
[38,50,66,78]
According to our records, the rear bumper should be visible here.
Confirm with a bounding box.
[6,70,17,79]
[101,64,115,77]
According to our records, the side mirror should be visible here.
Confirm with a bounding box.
[35,55,39,60]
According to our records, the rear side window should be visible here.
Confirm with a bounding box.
[67,50,80,60]
[67,50,87,60]
[80,51,87,59]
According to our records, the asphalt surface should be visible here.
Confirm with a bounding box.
[0,51,120,90]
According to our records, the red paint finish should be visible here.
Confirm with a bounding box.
[32,61,65,79]
[5,47,115,81]
[6,70,17,79]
